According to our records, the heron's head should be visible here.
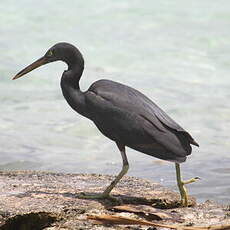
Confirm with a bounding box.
[13,42,84,80]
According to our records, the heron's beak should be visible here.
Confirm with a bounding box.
[12,56,49,80]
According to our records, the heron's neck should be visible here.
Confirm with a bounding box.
[60,65,89,118]
[66,64,84,89]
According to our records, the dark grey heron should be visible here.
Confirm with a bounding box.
[13,42,199,206]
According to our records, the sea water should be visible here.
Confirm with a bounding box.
[0,0,229,203]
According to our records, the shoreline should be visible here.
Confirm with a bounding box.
[0,171,229,229]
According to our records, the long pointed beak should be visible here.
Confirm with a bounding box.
[12,56,49,80]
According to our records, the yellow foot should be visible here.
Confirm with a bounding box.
[175,163,200,207]
[183,177,200,185]
[179,177,200,207]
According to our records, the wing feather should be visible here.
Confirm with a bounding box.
[86,79,198,156]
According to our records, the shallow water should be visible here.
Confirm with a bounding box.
[0,0,230,204]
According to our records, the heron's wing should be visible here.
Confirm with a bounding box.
[86,80,198,148]
[88,80,184,130]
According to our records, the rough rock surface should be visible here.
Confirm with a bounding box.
[0,171,229,230]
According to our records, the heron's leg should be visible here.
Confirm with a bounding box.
[175,163,187,206]
[175,163,199,207]
[102,142,129,196]
[78,143,129,200]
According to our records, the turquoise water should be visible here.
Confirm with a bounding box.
[0,0,230,203]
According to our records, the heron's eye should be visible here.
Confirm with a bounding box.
[47,50,53,57]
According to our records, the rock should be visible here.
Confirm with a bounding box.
[0,171,228,230]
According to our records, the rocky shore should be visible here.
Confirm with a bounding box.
[0,171,229,230]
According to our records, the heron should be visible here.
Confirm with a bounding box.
[13,42,199,207]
